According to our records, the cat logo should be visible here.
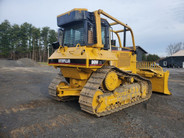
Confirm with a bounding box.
[91,60,98,65]
[58,59,70,63]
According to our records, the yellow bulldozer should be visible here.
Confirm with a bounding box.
[48,9,171,117]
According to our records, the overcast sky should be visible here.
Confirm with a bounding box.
[0,0,184,56]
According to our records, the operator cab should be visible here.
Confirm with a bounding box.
[55,9,133,52]
[56,9,110,50]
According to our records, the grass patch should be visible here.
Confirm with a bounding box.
[38,62,48,66]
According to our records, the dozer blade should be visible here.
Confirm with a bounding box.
[149,70,171,95]
[137,62,172,95]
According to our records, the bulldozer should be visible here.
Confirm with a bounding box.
[48,9,171,117]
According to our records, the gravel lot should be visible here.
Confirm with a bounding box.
[0,59,184,138]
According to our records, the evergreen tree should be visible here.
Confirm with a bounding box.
[0,20,58,61]
[10,24,20,59]
[41,27,50,61]
[32,27,40,60]
[48,29,57,55]
[0,20,11,57]
[146,54,160,62]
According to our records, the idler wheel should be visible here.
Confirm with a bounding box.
[104,71,119,91]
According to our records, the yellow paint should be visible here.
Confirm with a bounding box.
[149,71,171,95]
[104,71,120,91]
[49,9,171,112]
[60,67,92,80]
[92,90,103,112]
[57,8,88,17]
[97,9,136,51]
[48,47,118,67]
[57,88,81,97]
[137,61,171,95]
[56,79,85,97]
[111,50,137,73]
[115,33,123,48]
[94,83,141,113]
[93,11,103,48]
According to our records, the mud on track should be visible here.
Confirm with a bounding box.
[0,60,184,138]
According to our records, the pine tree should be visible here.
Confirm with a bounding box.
[0,20,11,58]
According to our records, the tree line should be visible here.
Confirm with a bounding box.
[0,20,57,62]
[1,19,181,62]
[142,54,160,62]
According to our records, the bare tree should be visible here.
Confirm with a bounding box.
[166,42,184,55]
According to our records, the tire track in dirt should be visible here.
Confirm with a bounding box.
[10,114,78,138]
[0,99,53,115]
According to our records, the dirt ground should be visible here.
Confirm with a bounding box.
[0,59,183,138]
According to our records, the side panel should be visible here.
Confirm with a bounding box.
[60,67,93,80]
[111,51,137,73]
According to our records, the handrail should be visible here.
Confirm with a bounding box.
[137,61,163,73]
[97,9,136,51]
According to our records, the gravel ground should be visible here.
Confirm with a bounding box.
[0,59,183,138]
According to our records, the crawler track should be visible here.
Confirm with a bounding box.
[48,73,76,101]
[79,66,152,117]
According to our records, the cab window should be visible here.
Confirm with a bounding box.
[101,26,106,45]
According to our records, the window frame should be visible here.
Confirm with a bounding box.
[62,20,87,47]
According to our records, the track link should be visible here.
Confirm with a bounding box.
[79,66,152,117]
[48,73,76,102]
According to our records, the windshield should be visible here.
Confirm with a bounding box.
[63,22,85,47]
